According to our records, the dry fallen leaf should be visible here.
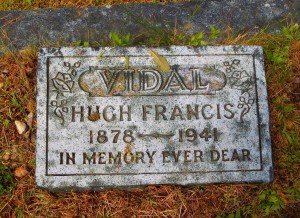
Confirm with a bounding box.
[24,130,30,139]
[183,22,193,31]
[124,55,129,69]
[14,166,28,178]
[31,132,36,143]
[96,50,106,60]
[26,112,34,128]
[0,76,4,88]
[148,49,171,73]
[15,120,27,135]
[26,99,36,113]
[11,145,18,161]
[2,152,10,161]
[1,69,9,74]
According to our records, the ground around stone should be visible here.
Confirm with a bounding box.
[0,1,299,217]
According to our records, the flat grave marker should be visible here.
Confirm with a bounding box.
[36,46,272,191]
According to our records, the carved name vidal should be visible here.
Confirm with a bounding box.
[78,66,227,96]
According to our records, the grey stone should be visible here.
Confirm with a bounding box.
[0,0,299,52]
[36,46,272,191]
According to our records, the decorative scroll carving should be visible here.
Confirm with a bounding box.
[139,132,175,139]
[50,61,81,124]
[50,100,68,125]
[223,59,255,122]
[237,92,255,123]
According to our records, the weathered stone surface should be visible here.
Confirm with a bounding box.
[0,0,299,52]
[36,46,272,191]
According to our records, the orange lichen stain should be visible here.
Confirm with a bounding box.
[93,89,106,96]
[88,111,100,121]
[124,143,134,153]
[210,80,224,90]
[76,49,86,55]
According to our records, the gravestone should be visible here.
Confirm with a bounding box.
[36,46,272,191]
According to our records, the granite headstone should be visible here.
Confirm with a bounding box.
[36,46,272,190]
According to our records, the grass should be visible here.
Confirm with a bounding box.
[0,7,299,217]
[0,163,14,194]
[0,0,190,11]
